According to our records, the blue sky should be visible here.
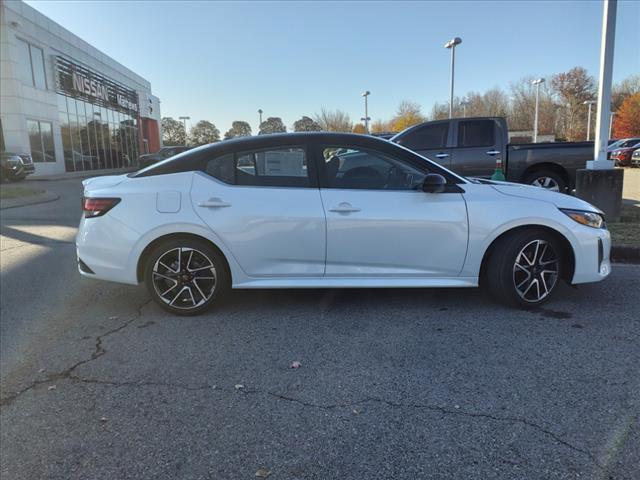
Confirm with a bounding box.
[26,0,640,134]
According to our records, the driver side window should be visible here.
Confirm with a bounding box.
[322,146,426,190]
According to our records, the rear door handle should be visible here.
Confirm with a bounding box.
[435,153,449,159]
[198,197,231,208]
[329,202,361,213]
[486,150,501,156]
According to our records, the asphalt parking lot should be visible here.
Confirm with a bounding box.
[1,178,639,480]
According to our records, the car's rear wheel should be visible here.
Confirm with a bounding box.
[523,170,566,192]
[486,229,562,308]
[144,237,229,316]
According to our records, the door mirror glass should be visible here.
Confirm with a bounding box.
[422,174,447,193]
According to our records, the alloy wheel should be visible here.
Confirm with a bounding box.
[152,247,217,310]
[531,176,560,191]
[512,239,559,303]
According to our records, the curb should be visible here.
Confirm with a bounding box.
[611,245,640,265]
[0,190,60,210]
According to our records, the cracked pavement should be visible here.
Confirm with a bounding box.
[1,178,639,479]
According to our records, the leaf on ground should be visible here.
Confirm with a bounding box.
[290,361,302,369]
[255,467,271,478]
[234,384,244,390]
[109,316,118,320]
[100,417,108,422]
[47,385,56,391]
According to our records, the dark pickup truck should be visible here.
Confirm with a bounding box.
[391,117,593,192]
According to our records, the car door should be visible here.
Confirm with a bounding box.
[394,121,452,167]
[315,143,468,277]
[449,119,502,178]
[191,145,326,277]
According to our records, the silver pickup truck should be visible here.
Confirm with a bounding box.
[391,117,594,192]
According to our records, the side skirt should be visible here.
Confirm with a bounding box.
[232,277,479,289]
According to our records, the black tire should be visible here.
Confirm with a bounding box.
[523,169,566,192]
[486,229,563,308]
[143,236,229,316]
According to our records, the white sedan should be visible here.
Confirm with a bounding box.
[77,133,610,315]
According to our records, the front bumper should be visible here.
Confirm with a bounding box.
[571,226,611,284]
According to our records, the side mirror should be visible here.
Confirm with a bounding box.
[422,173,447,193]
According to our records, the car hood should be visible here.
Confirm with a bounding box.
[489,182,602,214]
[82,174,128,192]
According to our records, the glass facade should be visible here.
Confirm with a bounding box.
[27,119,55,162]
[57,94,139,172]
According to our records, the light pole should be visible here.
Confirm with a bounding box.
[361,91,371,133]
[583,100,596,140]
[531,78,545,143]
[608,111,616,139]
[178,116,190,145]
[444,37,462,119]
[460,100,468,117]
[258,109,263,126]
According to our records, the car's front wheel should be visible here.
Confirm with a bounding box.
[144,237,229,315]
[486,229,562,308]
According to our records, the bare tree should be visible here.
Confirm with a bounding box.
[313,108,353,132]
[392,100,425,131]
[550,67,596,141]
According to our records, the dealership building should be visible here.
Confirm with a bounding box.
[1,0,162,176]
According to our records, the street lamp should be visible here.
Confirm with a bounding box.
[361,91,371,133]
[531,78,545,143]
[583,100,597,141]
[460,100,468,117]
[609,111,616,139]
[258,109,263,125]
[178,116,190,144]
[444,37,462,119]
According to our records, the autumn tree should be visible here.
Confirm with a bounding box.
[293,116,322,132]
[550,67,596,140]
[612,93,640,138]
[224,120,252,139]
[392,100,425,131]
[313,108,353,132]
[507,77,556,135]
[259,117,286,134]
[352,123,367,134]
[612,75,640,112]
[161,117,186,145]
[188,120,220,146]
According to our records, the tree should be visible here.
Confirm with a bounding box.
[612,93,640,138]
[161,117,186,145]
[259,117,286,135]
[224,120,252,140]
[392,100,425,132]
[370,119,393,133]
[507,77,556,135]
[551,67,596,141]
[188,120,220,146]
[313,108,353,132]
[293,116,322,132]
[352,123,367,134]
[612,75,640,112]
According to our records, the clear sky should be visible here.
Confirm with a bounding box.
[25,0,640,134]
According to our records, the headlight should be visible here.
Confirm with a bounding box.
[560,209,605,228]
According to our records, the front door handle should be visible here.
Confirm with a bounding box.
[486,150,501,156]
[198,197,231,208]
[329,202,361,213]
[435,152,449,159]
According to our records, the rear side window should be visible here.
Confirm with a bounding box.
[205,147,310,187]
[398,123,448,150]
[458,120,495,148]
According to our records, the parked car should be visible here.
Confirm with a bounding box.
[631,148,640,168]
[607,138,640,158]
[391,117,595,192]
[137,146,191,169]
[77,132,610,315]
[0,152,35,182]
[610,143,640,167]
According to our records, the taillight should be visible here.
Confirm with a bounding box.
[82,197,120,218]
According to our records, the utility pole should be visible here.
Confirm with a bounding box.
[178,116,190,145]
[444,37,462,119]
